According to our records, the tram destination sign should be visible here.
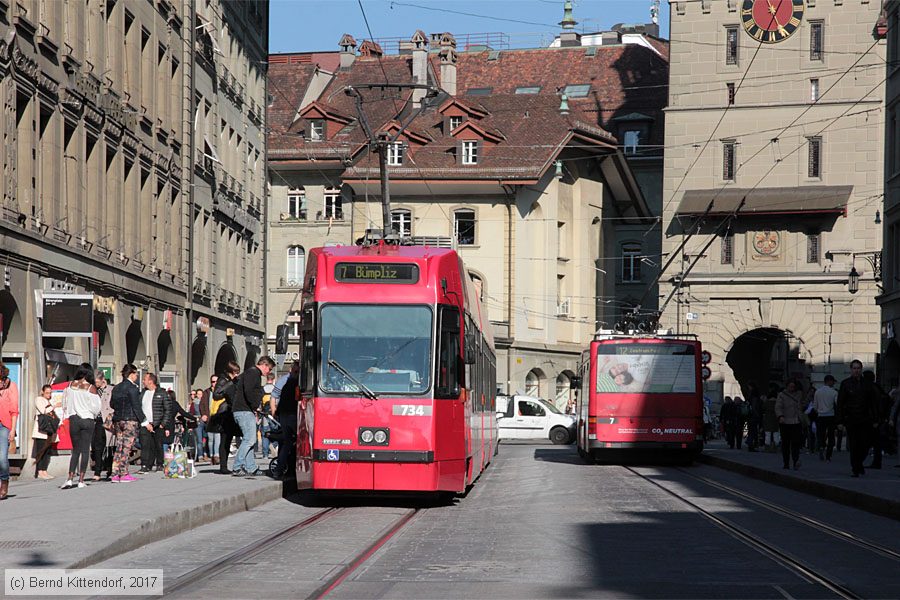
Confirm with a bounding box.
[335,262,419,284]
[42,294,94,337]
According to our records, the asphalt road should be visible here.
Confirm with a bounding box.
[95,443,900,599]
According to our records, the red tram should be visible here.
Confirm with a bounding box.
[576,332,704,462]
[290,243,497,493]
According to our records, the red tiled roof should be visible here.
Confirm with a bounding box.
[454,44,668,147]
[344,94,617,181]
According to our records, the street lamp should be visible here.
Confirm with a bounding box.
[848,266,860,294]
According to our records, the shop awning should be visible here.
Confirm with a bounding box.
[675,185,853,216]
[44,349,85,365]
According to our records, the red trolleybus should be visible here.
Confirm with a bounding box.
[290,243,497,494]
[576,332,704,463]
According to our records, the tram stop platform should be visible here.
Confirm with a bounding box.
[699,439,900,520]
[0,467,283,571]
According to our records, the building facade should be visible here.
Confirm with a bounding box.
[662,0,885,400]
[0,0,268,474]
[266,28,665,407]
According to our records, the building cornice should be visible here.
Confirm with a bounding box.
[664,98,882,113]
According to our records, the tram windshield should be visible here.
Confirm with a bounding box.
[595,343,696,394]
[319,304,433,395]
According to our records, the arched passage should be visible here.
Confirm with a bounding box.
[157,330,173,372]
[555,370,575,411]
[190,336,207,384]
[243,342,258,371]
[94,314,113,361]
[726,327,810,396]
[525,367,545,398]
[0,290,24,349]
[214,342,239,376]
[125,320,146,366]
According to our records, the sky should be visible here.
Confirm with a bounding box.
[268,0,670,54]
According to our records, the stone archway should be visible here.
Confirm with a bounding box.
[190,336,207,384]
[125,320,146,366]
[555,370,575,411]
[214,342,239,376]
[94,314,113,361]
[525,367,546,398]
[157,330,173,372]
[726,327,810,397]
[0,290,24,349]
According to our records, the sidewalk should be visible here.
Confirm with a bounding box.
[0,466,282,570]
[699,439,900,520]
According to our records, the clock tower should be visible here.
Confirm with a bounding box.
[661,0,885,402]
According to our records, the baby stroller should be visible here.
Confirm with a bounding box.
[261,413,284,473]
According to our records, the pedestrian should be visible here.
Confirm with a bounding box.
[763,384,780,451]
[161,389,195,454]
[260,372,277,460]
[775,379,804,470]
[837,359,880,477]
[747,383,764,451]
[190,389,209,462]
[733,396,748,450]
[272,361,300,479]
[138,373,169,475]
[202,376,220,465]
[863,370,891,469]
[231,356,275,477]
[719,397,735,448]
[814,375,838,462]
[889,387,900,467]
[109,364,144,483]
[90,370,115,481]
[210,363,240,474]
[802,385,817,454]
[0,362,20,500]
[31,384,58,480]
[60,365,102,489]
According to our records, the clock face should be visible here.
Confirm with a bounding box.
[741,0,805,44]
[753,231,780,256]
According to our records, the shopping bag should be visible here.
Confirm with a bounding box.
[163,443,188,479]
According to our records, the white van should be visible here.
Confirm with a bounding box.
[496,395,577,444]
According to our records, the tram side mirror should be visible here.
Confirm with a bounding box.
[275,324,290,355]
[571,376,582,389]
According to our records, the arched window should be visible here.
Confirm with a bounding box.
[286,246,305,286]
[622,242,641,282]
[525,369,543,397]
[454,209,476,245]
[556,373,571,412]
[469,271,485,303]
[391,209,412,237]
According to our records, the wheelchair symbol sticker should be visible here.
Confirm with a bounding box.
[326,449,340,461]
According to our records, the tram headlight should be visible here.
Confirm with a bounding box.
[360,429,375,443]
[374,430,387,444]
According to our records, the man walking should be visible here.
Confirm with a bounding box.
[837,360,879,477]
[138,373,169,474]
[720,397,736,449]
[814,375,838,462]
[231,356,275,477]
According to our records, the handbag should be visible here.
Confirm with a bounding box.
[37,412,60,437]
[163,443,189,479]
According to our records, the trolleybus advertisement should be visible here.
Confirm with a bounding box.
[596,343,697,394]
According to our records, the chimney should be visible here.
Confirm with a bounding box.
[439,33,458,96]
[339,33,357,69]
[558,0,581,47]
[600,30,622,45]
[410,30,429,107]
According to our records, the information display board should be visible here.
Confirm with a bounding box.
[42,294,94,337]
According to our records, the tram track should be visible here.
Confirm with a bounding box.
[307,507,421,599]
[158,507,343,599]
[674,468,900,563]
[624,466,863,600]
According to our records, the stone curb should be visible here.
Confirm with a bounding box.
[67,480,284,569]
[697,453,900,522]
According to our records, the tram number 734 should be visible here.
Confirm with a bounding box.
[392,404,433,416]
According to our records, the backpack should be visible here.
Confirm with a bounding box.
[210,377,236,415]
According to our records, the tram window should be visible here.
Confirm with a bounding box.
[435,306,461,399]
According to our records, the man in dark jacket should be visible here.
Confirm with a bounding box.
[720,397,736,448]
[837,360,880,477]
[138,373,170,474]
[272,361,300,479]
[231,356,275,477]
